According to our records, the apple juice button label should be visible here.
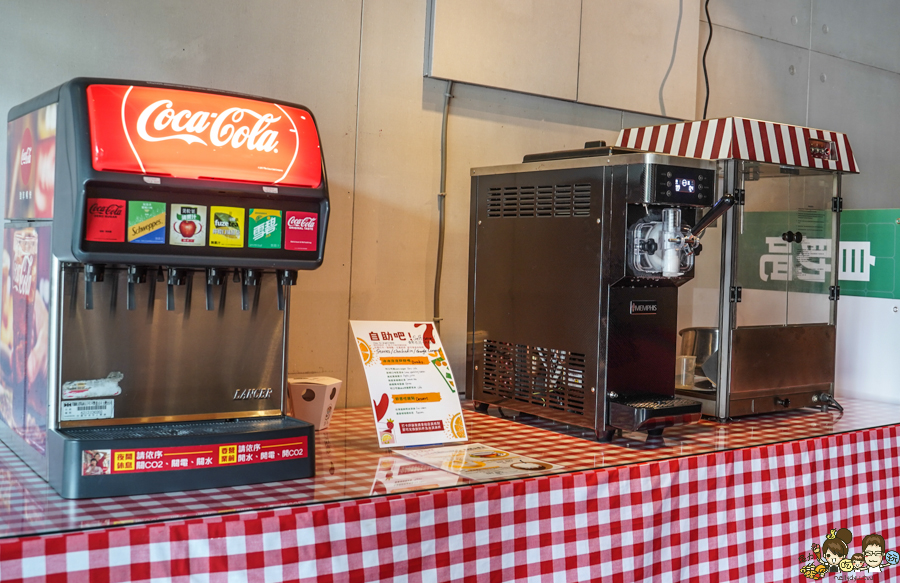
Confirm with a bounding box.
[210,206,245,248]
[248,209,282,249]
[127,201,166,244]
[170,204,207,246]
[85,198,126,242]
[285,211,318,251]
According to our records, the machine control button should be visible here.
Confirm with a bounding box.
[666,171,672,178]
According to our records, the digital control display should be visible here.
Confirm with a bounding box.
[674,178,695,193]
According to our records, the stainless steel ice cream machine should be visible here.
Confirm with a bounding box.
[616,118,858,420]
[467,118,858,437]
[466,144,733,440]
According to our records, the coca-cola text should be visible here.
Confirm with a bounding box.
[12,254,34,296]
[136,100,281,152]
[87,84,322,187]
[287,216,316,230]
[89,203,124,218]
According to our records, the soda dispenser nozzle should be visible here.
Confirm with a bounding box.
[126,266,147,311]
[83,264,105,310]
[166,268,188,311]
[277,270,298,311]
[241,268,261,311]
[206,267,226,310]
[243,269,261,286]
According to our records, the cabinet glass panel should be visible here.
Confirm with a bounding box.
[734,163,791,327]
[785,173,835,325]
[733,163,836,328]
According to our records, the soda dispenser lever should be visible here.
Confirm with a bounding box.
[126,266,147,311]
[206,267,226,310]
[277,270,298,311]
[166,268,187,311]
[241,268,261,311]
[83,264,105,310]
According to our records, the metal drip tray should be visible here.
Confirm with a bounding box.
[608,396,702,434]
[58,417,303,440]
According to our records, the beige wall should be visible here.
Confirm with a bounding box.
[1,1,897,409]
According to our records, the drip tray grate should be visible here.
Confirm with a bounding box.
[59,417,304,440]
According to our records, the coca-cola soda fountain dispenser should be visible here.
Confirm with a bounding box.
[0,78,327,498]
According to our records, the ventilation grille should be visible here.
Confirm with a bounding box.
[481,339,586,415]
[486,184,591,218]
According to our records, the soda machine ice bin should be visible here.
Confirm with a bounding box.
[617,118,859,419]
[0,78,326,498]
[466,145,732,440]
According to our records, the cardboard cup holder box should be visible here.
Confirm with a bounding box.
[287,377,342,430]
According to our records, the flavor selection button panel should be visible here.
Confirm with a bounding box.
[249,209,282,249]
[285,211,317,251]
[83,199,315,252]
[127,201,166,244]
[170,204,207,247]
[209,206,244,248]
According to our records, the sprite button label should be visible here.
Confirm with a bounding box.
[209,206,244,248]
[248,209,282,249]
[127,201,166,244]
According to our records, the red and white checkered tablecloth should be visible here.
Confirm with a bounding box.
[1,408,899,582]
[3,399,890,540]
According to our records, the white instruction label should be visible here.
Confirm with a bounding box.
[61,399,114,421]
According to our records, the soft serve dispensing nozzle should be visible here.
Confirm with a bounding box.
[661,208,683,278]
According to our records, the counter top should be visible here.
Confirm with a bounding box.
[1,397,896,540]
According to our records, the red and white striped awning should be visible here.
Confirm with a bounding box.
[615,117,859,173]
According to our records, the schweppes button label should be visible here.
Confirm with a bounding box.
[127,201,166,244]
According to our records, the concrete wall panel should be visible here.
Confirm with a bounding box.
[701,0,811,48]
[808,52,900,210]
[812,0,900,75]
[578,0,701,119]
[429,0,581,101]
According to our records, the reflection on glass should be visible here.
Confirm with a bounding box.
[735,164,836,327]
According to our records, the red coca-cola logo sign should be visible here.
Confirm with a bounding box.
[19,127,33,184]
[86,85,322,187]
[88,202,124,217]
[284,211,318,252]
[12,254,34,296]
[85,198,126,243]
[136,101,281,152]
[286,215,316,230]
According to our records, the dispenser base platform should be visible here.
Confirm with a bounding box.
[48,416,314,499]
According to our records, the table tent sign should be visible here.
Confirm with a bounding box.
[351,321,467,448]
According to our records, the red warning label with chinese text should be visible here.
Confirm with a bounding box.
[102,435,308,474]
